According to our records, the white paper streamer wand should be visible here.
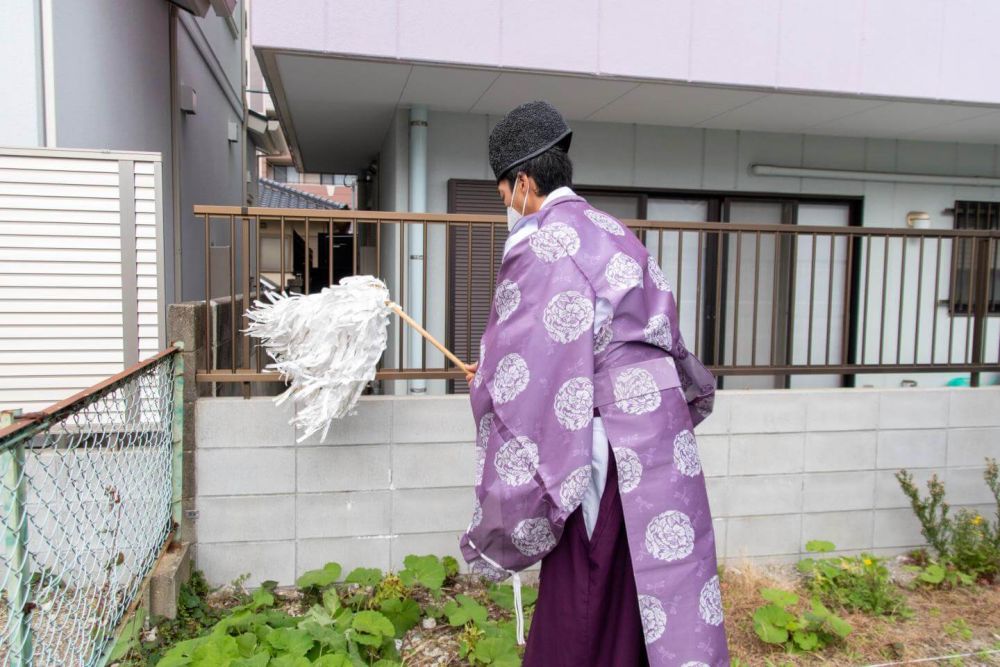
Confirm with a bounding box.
[243,275,470,443]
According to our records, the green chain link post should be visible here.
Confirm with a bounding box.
[170,342,185,536]
[2,409,34,667]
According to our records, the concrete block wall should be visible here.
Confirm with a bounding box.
[702,387,1000,564]
[193,396,478,586]
[192,387,1000,586]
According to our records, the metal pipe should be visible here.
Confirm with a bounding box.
[407,106,428,394]
[170,345,185,533]
[169,6,183,306]
[825,234,835,365]
[40,0,56,147]
[2,431,33,665]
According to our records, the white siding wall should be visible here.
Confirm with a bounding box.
[0,147,164,413]
[135,160,163,358]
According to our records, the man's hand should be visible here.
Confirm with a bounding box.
[464,361,479,384]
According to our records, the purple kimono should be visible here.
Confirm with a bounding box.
[459,194,730,666]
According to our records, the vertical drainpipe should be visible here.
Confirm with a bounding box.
[39,0,56,147]
[407,106,428,394]
[168,5,183,304]
[240,1,248,206]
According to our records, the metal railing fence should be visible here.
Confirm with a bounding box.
[1,346,183,667]
[192,206,999,387]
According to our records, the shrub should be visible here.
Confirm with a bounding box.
[796,541,911,618]
[896,458,1000,584]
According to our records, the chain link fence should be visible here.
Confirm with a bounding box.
[1,347,183,667]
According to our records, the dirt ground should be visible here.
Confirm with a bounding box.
[240,555,1000,666]
[22,553,994,667]
[717,557,1000,666]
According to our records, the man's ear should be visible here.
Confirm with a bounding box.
[526,174,542,197]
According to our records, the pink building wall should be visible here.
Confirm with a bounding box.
[252,0,1000,105]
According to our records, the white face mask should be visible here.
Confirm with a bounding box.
[506,178,529,231]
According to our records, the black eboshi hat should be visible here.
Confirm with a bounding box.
[488,100,573,181]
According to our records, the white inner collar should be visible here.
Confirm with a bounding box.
[503,186,577,258]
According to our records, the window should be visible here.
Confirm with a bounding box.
[321,174,353,186]
[445,179,862,390]
[271,165,299,183]
[951,201,1000,314]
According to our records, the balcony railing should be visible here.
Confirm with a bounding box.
[192,205,999,389]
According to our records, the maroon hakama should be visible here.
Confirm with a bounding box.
[522,441,650,667]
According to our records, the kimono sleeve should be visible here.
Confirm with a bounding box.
[645,257,717,429]
[460,233,596,574]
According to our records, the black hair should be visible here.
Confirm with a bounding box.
[500,146,573,195]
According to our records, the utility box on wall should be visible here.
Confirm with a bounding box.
[0,147,166,413]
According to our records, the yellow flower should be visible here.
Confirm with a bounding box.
[971,514,983,525]
[863,558,873,566]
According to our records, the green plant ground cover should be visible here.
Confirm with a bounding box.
[106,461,1000,666]
[102,550,1000,667]
[110,555,533,667]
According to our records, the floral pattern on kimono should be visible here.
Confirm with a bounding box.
[461,195,730,667]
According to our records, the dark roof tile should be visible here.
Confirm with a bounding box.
[256,178,347,209]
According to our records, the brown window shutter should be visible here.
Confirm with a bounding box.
[449,178,506,216]
[447,179,507,393]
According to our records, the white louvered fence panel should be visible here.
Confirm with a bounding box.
[0,148,164,413]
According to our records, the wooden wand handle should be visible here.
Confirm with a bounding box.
[387,301,471,375]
